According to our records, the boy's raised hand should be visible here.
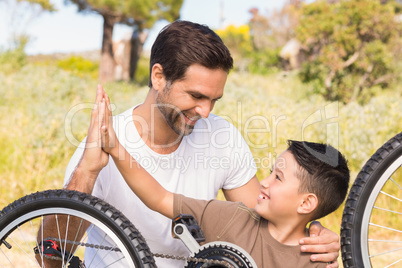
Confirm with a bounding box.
[95,88,175,219]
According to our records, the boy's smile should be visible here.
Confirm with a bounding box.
[255,150,305,223]
[257,190,270,202]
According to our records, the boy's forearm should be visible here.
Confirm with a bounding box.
[110,144,174,219]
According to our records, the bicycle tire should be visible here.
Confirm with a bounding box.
[341,132,402,268]
[0,189,156,268]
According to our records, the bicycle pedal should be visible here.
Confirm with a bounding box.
[172,214,205,254]
[172,214,205,242]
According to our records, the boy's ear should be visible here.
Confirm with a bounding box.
[151,63,166,91]
[297,193,318,215]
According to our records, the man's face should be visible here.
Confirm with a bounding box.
[255,150,306,223]
[156,64,227,136]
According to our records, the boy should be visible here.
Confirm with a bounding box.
[97,93,350,268]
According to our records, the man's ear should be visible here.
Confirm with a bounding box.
[297,193,318,215]
[151,63,166,91]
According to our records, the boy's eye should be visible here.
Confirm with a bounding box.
[269,168,273,174]
[276,175,281,181]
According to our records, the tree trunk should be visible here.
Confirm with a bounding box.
[129,29,148,81]
[99,15,116,82]
[325,69,335,100]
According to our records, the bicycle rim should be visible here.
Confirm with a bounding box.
[341,132,402,268]
[0,190,155,268]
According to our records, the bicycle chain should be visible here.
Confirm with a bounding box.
[45,237,234,267]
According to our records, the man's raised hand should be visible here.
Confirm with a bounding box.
[66,85,110,193]
[99,91,118,156]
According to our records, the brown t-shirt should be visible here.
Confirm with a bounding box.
[173,194,327,268]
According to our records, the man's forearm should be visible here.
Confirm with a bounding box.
[65,163,99,194]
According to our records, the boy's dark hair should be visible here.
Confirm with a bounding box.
[149,20,233,88]
[287,140,350,220]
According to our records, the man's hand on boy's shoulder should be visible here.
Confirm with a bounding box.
[299,221,340,268]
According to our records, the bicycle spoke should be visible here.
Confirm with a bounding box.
[379,191,402,202]
[0,252,7,268]
[62,215,70,265]
[0,247,15,268]
[95,244,121,267]
[389,177,402,191]
[0,190,155,268]
[369,239,402,243]
[54,214,65,267]
[369,223,402,233]
[18,225,40,267]
[66,218,84,265]
[370,246,402,258]
[103,255,127,268]
[8,233,38,266]
[384,258,402,268]
[39,216,44,266]
[340,133,402,268]
[373,206,402,215]
[87,233,108,267]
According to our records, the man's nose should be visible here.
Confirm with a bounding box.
[195,100,212,118]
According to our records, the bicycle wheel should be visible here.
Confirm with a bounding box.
[341,132,402,268]
[0,189,156,268]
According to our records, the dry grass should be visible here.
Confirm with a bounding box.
[0,62,401,267]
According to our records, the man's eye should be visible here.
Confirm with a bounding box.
[192,94,202,99]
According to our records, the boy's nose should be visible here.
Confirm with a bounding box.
[260,176,270,188]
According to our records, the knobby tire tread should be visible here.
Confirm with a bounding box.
[0,189,156,267]
[340,132,402,268]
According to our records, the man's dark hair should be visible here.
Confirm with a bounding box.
[287,140,350,220]
[149,20,233,88]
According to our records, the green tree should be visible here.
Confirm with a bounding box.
[69,0,183,82]
[296,0,401,102]
[216,24,281,74]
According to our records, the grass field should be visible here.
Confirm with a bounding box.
[1,60,401,266]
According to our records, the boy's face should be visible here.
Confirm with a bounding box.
[255,150,306,223]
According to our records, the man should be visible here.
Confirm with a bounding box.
[64,20,340,267]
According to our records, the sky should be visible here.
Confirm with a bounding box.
[0,0,288,55]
